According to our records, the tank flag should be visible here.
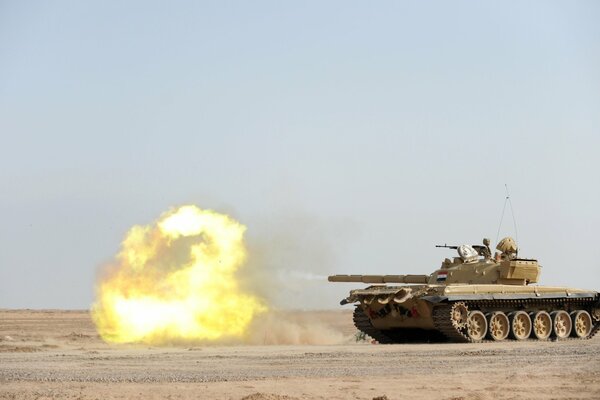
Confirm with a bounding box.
[436,271,448,282]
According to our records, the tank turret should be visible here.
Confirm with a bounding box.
[329,237,541,287]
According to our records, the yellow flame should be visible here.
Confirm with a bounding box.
[92,205,267,344]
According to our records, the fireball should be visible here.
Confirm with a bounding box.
[92,205,266,344]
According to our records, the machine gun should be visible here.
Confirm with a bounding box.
[435,244,458,250]
[436,240,492,259]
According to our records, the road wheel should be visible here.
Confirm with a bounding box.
[551,310,572,339]
[487,311,510,341]
[530,311,552,340]
[570,310,592,338]
[466,311,487,341]
[510,311,532,340]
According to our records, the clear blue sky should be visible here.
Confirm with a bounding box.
[1,1,599,309]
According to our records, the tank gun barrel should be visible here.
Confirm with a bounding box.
[328,274,429,284]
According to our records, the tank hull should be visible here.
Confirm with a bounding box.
[348,284,600,342]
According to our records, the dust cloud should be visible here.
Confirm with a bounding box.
[241,210,357,310]
[237,210,357,345]
[245,311,350,345]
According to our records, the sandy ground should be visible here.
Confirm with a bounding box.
[1,309,599,400]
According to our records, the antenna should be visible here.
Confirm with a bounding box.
[495,184,519,254]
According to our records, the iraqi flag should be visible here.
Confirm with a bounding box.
[436,271,448,282]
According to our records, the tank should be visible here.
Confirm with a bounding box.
[329,237,600,343]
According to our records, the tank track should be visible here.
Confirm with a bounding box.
[353,307,397,344]
[432,305,471,343]
[353,307,447,343]
[433,297,600,343]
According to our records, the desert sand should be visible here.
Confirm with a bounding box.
[1,309,599,400]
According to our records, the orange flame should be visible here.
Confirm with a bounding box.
[92,205,267,344]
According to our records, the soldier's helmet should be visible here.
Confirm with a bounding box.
[496,237,518,255]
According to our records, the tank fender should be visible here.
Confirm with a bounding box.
[441,292,598,301]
